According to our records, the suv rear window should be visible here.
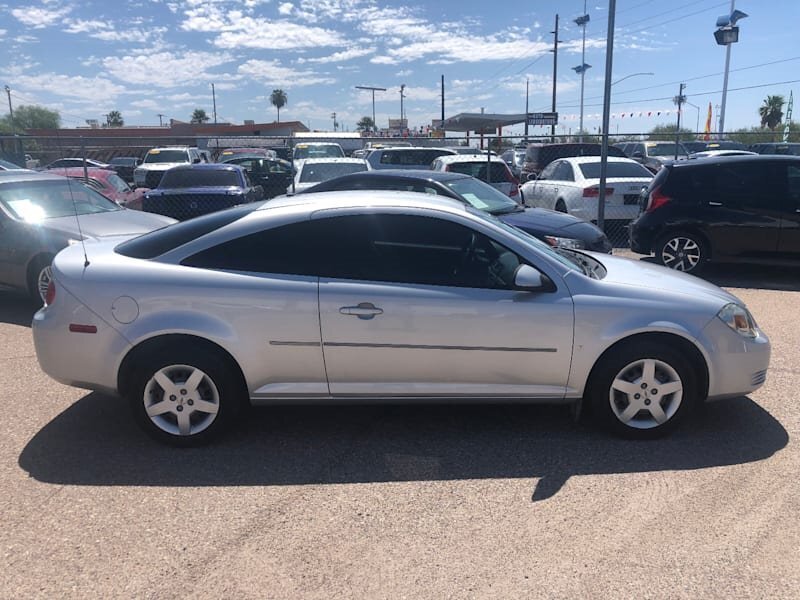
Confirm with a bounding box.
[115,204,258,259]
[379,149,454,166]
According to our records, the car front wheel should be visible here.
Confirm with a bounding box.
[656,231,706,273]
[587,340,698,439]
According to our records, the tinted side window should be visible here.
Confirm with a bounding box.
[785,164,800,209]
[552,162,574,182]
[539,161,558,180]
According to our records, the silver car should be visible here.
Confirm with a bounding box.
[32,192,770,445]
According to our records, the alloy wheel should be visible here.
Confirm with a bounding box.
[608,358,683,430]
[143,364,220,436]
[37,266,53,303]
[661,236,701,272]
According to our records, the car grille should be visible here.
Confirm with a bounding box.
[751,369,768,386]
[145,171,164,189]
[623,194,639,205]
[143,193,243,221]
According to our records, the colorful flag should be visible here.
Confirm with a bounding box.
[704,103,713,141]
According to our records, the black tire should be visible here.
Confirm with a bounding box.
[27,255,53,307]
[655,231,707,274]
[586,340,698,439]
[555,199,567,213]
[127,345,245,446]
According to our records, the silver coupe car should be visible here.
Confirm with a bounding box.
[32,192,771,445]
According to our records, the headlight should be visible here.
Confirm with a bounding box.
[717,303,758,338]
[544,236,586,250]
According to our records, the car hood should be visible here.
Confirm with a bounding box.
[498,207,585,234]
[41,210,176,240]
[590,252,741,307]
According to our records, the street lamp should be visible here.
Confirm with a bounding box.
[715,3,748,138]
[573,3,590,141]
[355,85,386,133]
[684,100,701,134]
[399,84,406,127]
[611,72,654,87]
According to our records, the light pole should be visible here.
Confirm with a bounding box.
[5,85,15,135]
[684,100,701,134]
[355,85,386,132]
[399,84,406,128]
[573,3,590,141]
[597,0,617,231]
[714,2,748,138]
[611,72,654,87]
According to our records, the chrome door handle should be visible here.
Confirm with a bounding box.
[339,302,384,320]
[708,201,722,206]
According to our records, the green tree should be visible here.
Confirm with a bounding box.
[0,104,61,132]
[758,95,784,131]
[270,89,287,122]
[106,110,124,127]
[647,124,694,141]
[190,108,209,124]
[356,115,375,132]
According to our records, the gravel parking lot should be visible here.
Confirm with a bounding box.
[1,259,798,599]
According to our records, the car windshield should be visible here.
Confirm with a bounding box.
[444,177,519,215]
[294,145,344,159]
[647,143,688,157]
[446,161,511,182]
[578,162,654,179]
[110,158,136,166]
[299,162,367,183]
[0,179,121,221]
[106,173,131,192]
[160,169,241,188]
[143,150,190,164]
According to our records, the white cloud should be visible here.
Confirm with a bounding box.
[298,46,375,64]
[238,59,336,87]
[278,2,294,15]
[102,51,236,88]
[11,5,72,28]
[12,73,126,103]
[396,69,413,77]
[64,19,168,44]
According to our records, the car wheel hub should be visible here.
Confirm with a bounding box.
[37,266,53,302]
[661,237,700,271]
[143,364,220,436]
[608,358,683,429]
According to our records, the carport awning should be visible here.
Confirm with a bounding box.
[440,113,528,132]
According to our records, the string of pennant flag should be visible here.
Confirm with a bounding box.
[557,109,684,120]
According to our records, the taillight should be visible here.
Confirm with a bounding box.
[583,187,614,197]
[646,186,671,212]
[509,186,519,197]
[44,281,56,306]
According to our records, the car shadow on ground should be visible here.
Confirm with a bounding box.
[19,395,788,502]
[0,293,37,327]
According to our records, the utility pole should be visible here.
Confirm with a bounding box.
[550,14,559,142]
[597,0,617,231]
[718,0,736,139]
[103,113,111,127]
[5,85,15,134]
[574,2,591,142]
[211,83,217,125]
[157,113,165,127]
[355,85,386,133]
[331,112,338,131]
[674,83,686,159]
[524,77,530,139]
[441,75,445,124]
[400,84,406,127]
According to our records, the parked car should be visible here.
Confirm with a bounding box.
[750,142,800,156]
[0,158,27,171]
[500,148,527,178]
[143,163,263,221]
[366,147,457,170]
[625,141,689,172]
[290,158,369,194]
[108,157,141,185]
[630,155,800,273]
[0,171,174,304]
[520,157,653,223]
[134,146,205,189]
[430,154,520,201]
[292,142,345,160]
[684,140,749,153]
[218,154,294,200]
[217,147,277,161]
[43,158,111,170]
[303,169,612,252]
[56,167,148,210]
[33,191,770,446]
[520,143,626,182]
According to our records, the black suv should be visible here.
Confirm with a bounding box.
[629,155,800,272]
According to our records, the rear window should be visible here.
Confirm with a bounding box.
[579,162,654,179]
[298,162,367,183]
[143,150,190,164]
[160,169,241,188]
[446,162,510,181]
[115,204,258,259]
[526,144,625,165]
[293,144,344,159]
[379,149,454,166]
[647,143,688,157]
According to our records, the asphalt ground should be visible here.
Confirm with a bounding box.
[1,257,798,599]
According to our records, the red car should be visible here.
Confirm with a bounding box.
[52,167,149,210]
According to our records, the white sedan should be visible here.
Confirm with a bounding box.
[520,157,653,222]
[289,158,369,194]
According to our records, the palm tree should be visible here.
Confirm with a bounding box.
[190,108,209,124]
[270,89,287,122]
[759,95,785,131]
[106,110,123,127]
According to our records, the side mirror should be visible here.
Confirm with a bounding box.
[632,152,644,159]
[514,264,553,292]
[192,157,201,164]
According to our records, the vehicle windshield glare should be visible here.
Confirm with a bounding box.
[0,179,121,221]
[299,163,367,183]
[579,162,654,179]
[160,169,241,188]
[143,150,190,164]
[444,177,518,214]
[294,145,344,159]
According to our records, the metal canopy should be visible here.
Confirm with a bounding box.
[439,113,529,132]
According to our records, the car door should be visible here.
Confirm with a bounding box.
[315,211,575,397]
[527,161,559,209]
[776,161,800,258]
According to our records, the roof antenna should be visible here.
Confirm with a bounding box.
[70,137,91,268]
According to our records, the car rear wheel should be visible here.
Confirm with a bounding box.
[555,199,567,213]
[27,256,53,306]
[128,347,243,446]
[656,231,706,273]
[587,340,697,439]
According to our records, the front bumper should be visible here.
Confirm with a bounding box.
[703,316,771,401]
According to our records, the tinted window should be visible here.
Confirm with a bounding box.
[647,143,688,157]
[552,162,574,182]
[143,150,190,164]
[379,149,454,166]
[183,214,524,290]
[539,162,558,179]
[446,161,510,182]
[160,169,242,188]
[785,164,800,209]
[671,162,769,207]
[115,204,258,259]
[298,162,367,183]
[579,162,654,179]
[293,144,344,159]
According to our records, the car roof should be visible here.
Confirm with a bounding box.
[297,157,368,165]
[327,169,470,182]
[0,171,71,184]
[168,163,244,171]
[50,167,117,177]
[257,189,469,214]
[560,156,641,165]
[670,154,800,168]
[370,146,457,152]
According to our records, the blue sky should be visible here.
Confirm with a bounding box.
[1,0,798,136]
